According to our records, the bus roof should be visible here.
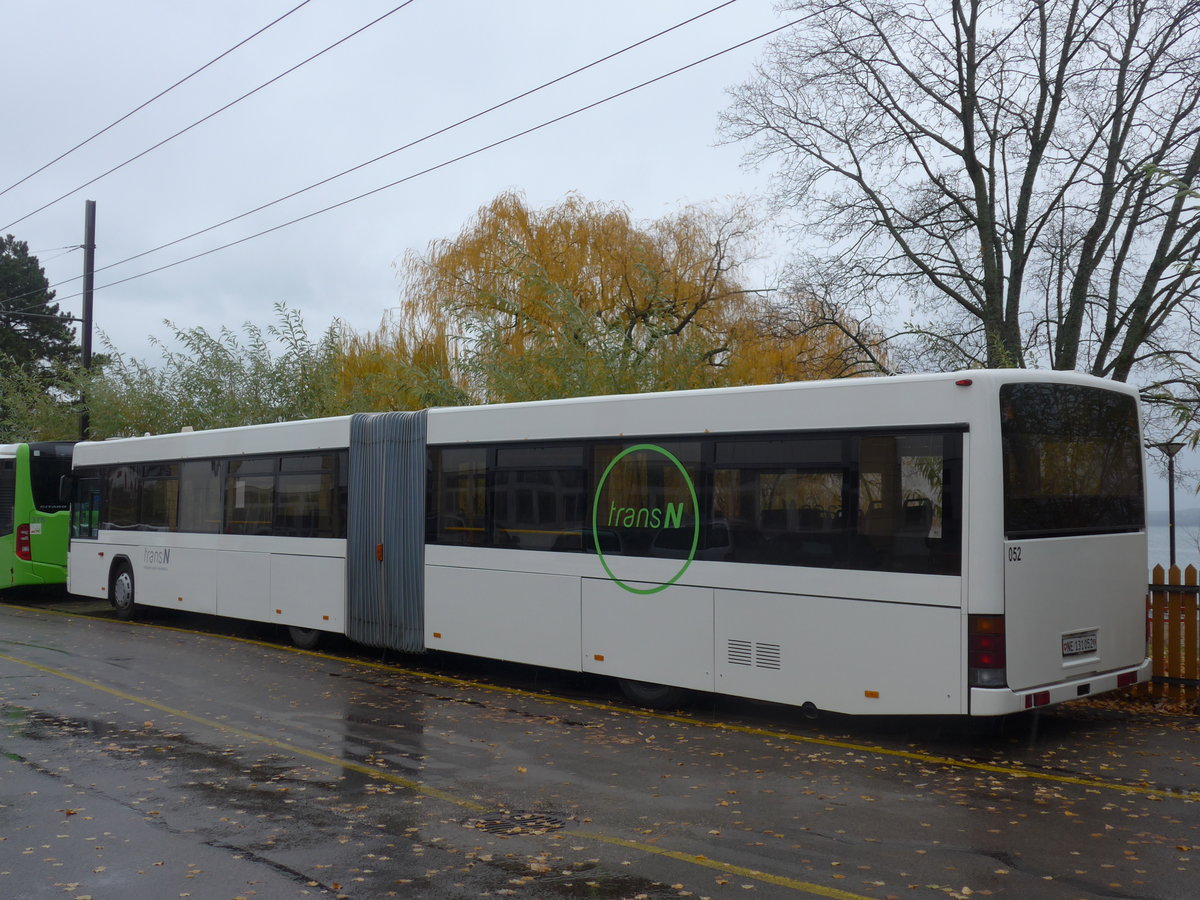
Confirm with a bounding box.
[70,369,1139,466]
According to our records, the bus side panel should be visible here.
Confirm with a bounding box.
[67,543,107,598]
[216,551,271,622]
[139,545,217,614]
[425,566,582,670]
[269,553,345,632]
[581,580,715,692]
[715,590,963,714]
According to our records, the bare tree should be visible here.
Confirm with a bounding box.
[723,0,1200,433]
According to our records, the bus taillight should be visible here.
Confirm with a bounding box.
[968,614,1006,687]
[15,524,32,561]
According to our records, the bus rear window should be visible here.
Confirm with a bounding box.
[1000,383,1144,538]
[0,459,14,534]
[29,443,73,513]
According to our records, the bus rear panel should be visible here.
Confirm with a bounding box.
[0,442,74,589]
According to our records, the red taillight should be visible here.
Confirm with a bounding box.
[15,524,31,561]
[968,614,1006,687]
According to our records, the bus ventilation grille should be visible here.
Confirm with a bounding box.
[727,639,782,670]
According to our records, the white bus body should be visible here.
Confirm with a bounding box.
[67,370,1151,715]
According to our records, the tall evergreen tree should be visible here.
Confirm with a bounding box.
[0,234,76,375]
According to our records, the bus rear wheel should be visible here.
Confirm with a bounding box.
[110,563,136,621]
[618,678,689,709]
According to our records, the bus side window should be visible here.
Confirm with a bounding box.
[140,464,180,532]
[428,447,487,546]
[225,457,275,536]
[179,460,223,534]
[856,433,961,575]
[275,454,340,538]
[104,466,140,530]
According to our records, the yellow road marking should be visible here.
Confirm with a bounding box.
[0,650,482,811]
[10,602,1200,804]
[577,832,875,900]
[0,646,873,900]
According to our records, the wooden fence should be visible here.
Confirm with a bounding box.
[1136,564,1199,705]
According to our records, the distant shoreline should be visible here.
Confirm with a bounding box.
[1147,507,1200,528]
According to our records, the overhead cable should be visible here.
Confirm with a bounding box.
[0,0,315,200]
[1,0,418,231]
[51,16,801,304]
[90,0,742,278]
[18,0,740,311]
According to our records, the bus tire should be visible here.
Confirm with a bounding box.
[110,562,136,621]
[618,678,689,709]
[288,626,322,650]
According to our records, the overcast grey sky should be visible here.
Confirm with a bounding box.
[4,0,1195,529]
[2,0,785,357]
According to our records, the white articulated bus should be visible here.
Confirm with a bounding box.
[66,370,1151,716]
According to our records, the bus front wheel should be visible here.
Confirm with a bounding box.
[111,563,136,621]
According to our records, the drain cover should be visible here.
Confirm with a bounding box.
[466,810,568,835]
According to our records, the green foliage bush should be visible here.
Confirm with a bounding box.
[0,304,344,441]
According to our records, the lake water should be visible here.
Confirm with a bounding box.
[1148,521,1199,573]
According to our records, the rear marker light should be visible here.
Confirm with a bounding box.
[1024,691,1051,709]
[955,379,973,386]
[1117,671,1138,688]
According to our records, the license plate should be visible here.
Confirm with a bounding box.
[1062,630,1098,657]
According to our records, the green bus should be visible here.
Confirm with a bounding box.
[0,442,75,589]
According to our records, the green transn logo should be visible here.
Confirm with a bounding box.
[591,443,699,595]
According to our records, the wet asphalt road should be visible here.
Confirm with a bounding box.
[1,595,1197,900]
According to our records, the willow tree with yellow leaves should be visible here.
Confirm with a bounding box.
[338,191,866,407]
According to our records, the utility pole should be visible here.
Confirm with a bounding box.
[80,199,95,440]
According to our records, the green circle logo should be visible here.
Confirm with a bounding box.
[591,443,699,595]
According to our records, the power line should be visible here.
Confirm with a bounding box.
[35,246,83,265]
[1,0,418,232]
[28,245,83,254]
[0,310,80,322]
[50,17,801,305]
[0,0,315,201]
[90,0,742,279]
[14,0,740,312]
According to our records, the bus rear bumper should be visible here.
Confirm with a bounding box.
[969,657,1153,716]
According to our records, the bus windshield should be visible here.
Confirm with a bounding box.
[1000,383,1144,538]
